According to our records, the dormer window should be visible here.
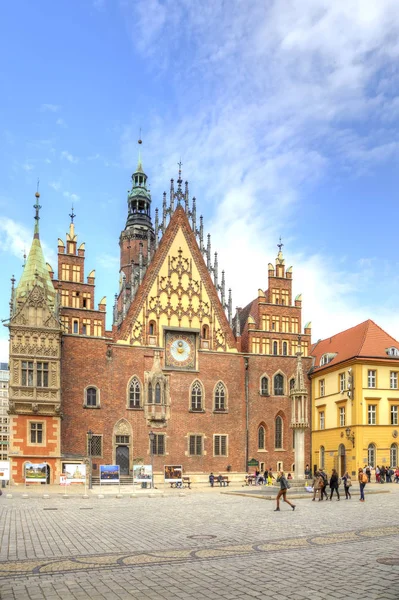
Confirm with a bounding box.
[386,347,399,357]
[320,353,336,366]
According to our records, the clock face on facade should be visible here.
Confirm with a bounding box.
[165,332,196,369]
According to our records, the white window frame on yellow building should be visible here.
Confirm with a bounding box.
[390,371,398,390]
[367,369,377,388]
[319,379,325,398]
[388,400,399,425]
[318,407,326,430]
[339,372,346,393]
[366,401,378,425]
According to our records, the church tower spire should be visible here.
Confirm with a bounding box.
[117,137,156,322]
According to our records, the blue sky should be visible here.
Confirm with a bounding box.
[1,0,399,360]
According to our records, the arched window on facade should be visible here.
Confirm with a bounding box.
[274,374,284,396]
[149,321,156,336]
[260,376,269,396]
[129,377,141,408]
[320,446,325,469]
[214,381,226,411]
[202,325,209,339]
[283,342,288,356]
[155,382,161,404]
[258,425,265,450]
[368,443,376,468]
[191,380,203,411]
[390,443,397,468]
[148,383,153,404]
[290,378,295,392]
[275,416,283,449]
[273,341,278,355]
[86,387,98,407]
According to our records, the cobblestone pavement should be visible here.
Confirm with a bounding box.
[1,484,399,599]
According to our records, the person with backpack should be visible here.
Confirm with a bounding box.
[274,470,296,512]
[329,469,340,501]
[358,467,367,501]
[342,471,352,499]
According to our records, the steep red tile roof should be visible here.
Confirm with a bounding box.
[311,319,399,371]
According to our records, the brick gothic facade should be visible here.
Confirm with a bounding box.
[7,159,312,484]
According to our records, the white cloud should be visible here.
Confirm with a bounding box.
[41,104,60,112]
[61,150,78,164]
[56,118,67,127]
[120,0,399,341]
[63,191,80,202]
[22,163,34,171]
[0,217,56,266]
[49,181,61,191]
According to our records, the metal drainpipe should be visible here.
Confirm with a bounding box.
[244,356,249,471]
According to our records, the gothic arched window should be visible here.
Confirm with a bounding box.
[368,443,376,468]
[129,377,141,409]
[273,341,278,355]
[275,416,283,449]
[258,425,265,450]
[283,342,288,356]
[260,376,269,396]
[290,378,295,391]
[148,383,153,404]
[390,443,398,468]
[191,380,203,411]
[274,374,284,396]
[155,382,161,404]
[214,381,226,411]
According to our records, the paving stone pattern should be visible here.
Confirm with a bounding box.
[1,485,399,599]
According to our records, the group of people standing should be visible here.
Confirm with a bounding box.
[312,469,355,501]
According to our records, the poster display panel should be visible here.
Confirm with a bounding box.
[133,465,152,483]
[164,465,182,483]
[100,465,120,483]
[0,461,10,481]
[63,464,86,483]
[25,462,47,483]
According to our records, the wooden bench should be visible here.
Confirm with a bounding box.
[215,476,230,487]
[170,477,191,489]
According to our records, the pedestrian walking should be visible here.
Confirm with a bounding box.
[358,467,367,501]
[329,469,340,501]
[312,472,322,501]
[375,466,381,483]
[274,470,295,512]
[342,471,352,499]
[319,469,328,500]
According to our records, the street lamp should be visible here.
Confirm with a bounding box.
[87,429,93,489]
[345,427,355,448]
[149,430,155,489]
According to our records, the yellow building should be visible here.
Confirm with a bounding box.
[310,320,399,477]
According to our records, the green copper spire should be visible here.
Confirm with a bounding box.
[15,190,56,308]
[125,136,153,231]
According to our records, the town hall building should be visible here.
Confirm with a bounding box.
[6,151,312,484]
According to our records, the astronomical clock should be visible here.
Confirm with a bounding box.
[165,331,197,370]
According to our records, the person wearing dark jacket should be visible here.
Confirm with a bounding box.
[329,469,340,500]
[274,471,296,512]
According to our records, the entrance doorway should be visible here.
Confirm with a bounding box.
[338,444,346,476]
[116,446,129,475]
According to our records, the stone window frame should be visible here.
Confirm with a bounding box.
[189,379,205,412]
[272,371,285,396]
[188,434,204,456]
[84,385,100,409]
[274,415,283,449]
[213,434,228,457]
[213,380,228,412]
[258,424,266,451]
[87,433,103,458]
[127,376,142,410]
[260,374,270,396]
[27,419,46,447]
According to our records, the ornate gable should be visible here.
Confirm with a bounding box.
[116,205,237,352]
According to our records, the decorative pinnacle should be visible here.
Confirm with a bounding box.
[277,236,284,253]
[177,160,183,191]
[69,204,76,224]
